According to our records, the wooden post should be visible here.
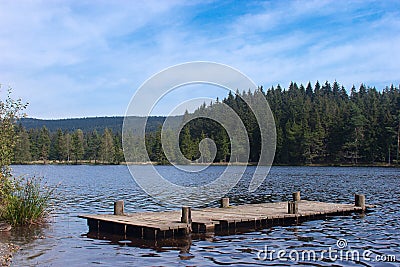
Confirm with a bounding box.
[114,200,124,215]
[220,197,229,208]
[292,191,301,201]
[355,194,365,209]
[288,201,298,214]
[181,206,192,224]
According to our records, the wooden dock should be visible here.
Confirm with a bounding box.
[79,193,371,240]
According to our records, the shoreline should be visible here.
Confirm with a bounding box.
[11,161,400,168]
[0,242,19,266]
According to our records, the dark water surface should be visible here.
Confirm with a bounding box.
[4,165,400,266]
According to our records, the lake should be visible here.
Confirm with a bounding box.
[4,165,400,266]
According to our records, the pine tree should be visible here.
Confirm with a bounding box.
[161,128,178,164]
[64,132,72,163]
[53,129,67,161]
[71,129,84,164]
[199,131,213,163]
[14,126,32,163]
[113,133,124,164]
[215,130,229,162]
[28,129,39,161]
[86,130,101,163]
[180,126,194,162]
[101,128,115,163]
[38,126,51,163]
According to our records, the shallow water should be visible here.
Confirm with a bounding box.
[4,165,400,266]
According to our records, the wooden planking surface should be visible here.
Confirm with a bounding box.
[79,200,364,233]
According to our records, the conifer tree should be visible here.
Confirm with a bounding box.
[101,128,115,163]
[71,129,84,164]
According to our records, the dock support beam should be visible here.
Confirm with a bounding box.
[288,201,298,214]
[114,200,124,215]
[355,194,365,209]
[181,207,192,224]
[293,191,301,201]
[220,197,229,208]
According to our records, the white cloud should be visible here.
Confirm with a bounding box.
[0,0,399,118]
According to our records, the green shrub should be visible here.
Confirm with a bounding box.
[0,88,50,226]
[1,176,54,226]
[0,172,13,200]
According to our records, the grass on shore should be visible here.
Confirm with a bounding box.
[1,176,54,226]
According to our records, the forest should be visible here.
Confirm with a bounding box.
[13,81,400,165]
[19,116,179,133]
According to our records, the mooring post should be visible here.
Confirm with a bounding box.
[288,201,298,214]
[220,197,230,208]
[355,194,366,209]
[114,200,124,215]
[181,206,192,224]
[293,191,301,201]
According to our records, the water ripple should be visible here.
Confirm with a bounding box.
[5,165,400,266]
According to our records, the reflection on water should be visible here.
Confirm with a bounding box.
[86,232,193,253]
[7,165,400,266]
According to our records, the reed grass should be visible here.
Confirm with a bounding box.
[1,176,54,226]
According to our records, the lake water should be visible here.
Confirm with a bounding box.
[4,165,400,266]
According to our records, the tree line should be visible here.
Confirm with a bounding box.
[268,81,399,164]
[13,81,400,165]
[13,126,124,164]
[144,81,400,165]
[19,116,174,134]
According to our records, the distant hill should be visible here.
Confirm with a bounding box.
[19,116,183,133]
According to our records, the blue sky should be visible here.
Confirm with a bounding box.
[1,0,399,119]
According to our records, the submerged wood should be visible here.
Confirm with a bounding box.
[287,201,298,214]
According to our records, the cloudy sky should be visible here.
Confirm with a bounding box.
[1,0,399,119]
